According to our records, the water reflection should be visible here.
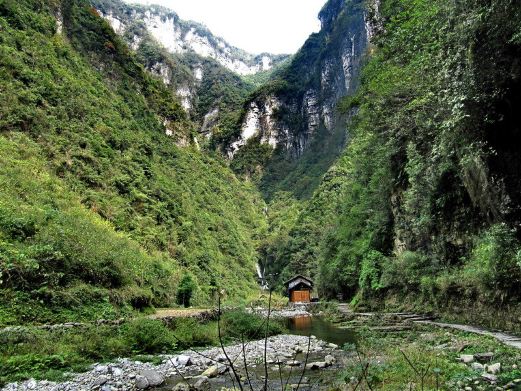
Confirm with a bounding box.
[286,316,356,347]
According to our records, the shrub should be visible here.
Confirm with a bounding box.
[122,318,176,354]
[464,224,521,298]
[380,251,434,292]
[176,274,197,308]
[358,250,386,296]
[221,309,284,340]
[171,318,217,348]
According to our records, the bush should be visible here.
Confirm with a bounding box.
[380,251,433,292]
[176,274,197,308]
[221,309,284,340]
[122,318,176,354]
[358,250,386,296]
[464,224,521,297]
[171,318,217,348]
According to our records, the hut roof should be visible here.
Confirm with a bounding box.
[285,275,313,290]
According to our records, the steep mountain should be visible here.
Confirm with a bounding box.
[0,0,265,325]
[94,0,288,76]
[228,0,373,199]
[276,0,521,330]
[90,0,289,144]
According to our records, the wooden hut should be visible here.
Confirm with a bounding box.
[285,275,314,303]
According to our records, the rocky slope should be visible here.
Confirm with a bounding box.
[93,0,288,76]
[229,0,371,199]
[90,0,282,143]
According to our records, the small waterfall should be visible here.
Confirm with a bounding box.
[256,262,269,290]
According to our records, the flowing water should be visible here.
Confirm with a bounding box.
[161,316,354,390]
[286,315,356,347]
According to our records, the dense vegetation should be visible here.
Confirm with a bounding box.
[0,310,284,385]
[275,0,521,329]
[0,0,266,325]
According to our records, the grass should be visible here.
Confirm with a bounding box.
[339,326,521,390]
[0,308,286,386]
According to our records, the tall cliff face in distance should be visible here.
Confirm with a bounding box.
[91,0,288,145]
[93,0,288,76]
[228,0,371,199]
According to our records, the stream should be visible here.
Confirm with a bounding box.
[159,315,355,390]
[285,315,356,347]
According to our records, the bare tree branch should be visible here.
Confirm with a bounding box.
[218,294,244,390]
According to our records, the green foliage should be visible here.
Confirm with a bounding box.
[464,224,521,297]
[277,0,521,309]
[221,309,284,340]
[122,318,176,354]
[176,274,197,308]
[170,318,218,348]
[0,0,265,323]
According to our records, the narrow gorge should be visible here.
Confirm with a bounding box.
[1,0,521,388]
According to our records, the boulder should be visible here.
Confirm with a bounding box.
[140,369,164,387]
[481,372,498,383]
[459,354,475,363]
[327,343,338,349]
[471,362,485,371]
[172,382,190,391]
[305,362,327,370]
[172,355,193,367]
[94,365,109,374]
[201,365,219,378]
[487,363,501,374]
[474,352,494,363]
[325,355,335,366]
[193,376,210,391]
[111,367,123,377]
[135,375,149,390]
[286,360,301,367]
[93,376,108,386]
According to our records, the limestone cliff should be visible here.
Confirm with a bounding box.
[235,0,368,155]
[229,0,372,198]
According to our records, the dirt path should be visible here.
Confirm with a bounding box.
[147,308,213,319]
[416,320,521,350]
[337,304,521,350]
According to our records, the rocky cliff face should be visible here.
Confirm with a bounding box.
[229,0,369,160]
[93,0,288,76]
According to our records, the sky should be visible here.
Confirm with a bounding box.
[124,0,327,54]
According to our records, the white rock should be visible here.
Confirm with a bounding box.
[140,369,164,387]
[135,375,149,389]
[172,355,192,367]
[471,362,485,371]
[201,365,219,378]
[481,372,498,382]
[325,355,335,366]
[487,363,501,374]
[459,354,475,363]
[306,362,327,370]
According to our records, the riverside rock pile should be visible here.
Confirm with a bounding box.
[2,335,341,391]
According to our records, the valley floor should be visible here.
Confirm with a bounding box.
[2,305,521,390]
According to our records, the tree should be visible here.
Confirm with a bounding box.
[176,274,196,307]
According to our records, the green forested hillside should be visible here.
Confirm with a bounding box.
[278,0,521,329]
[0,0,265,325]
